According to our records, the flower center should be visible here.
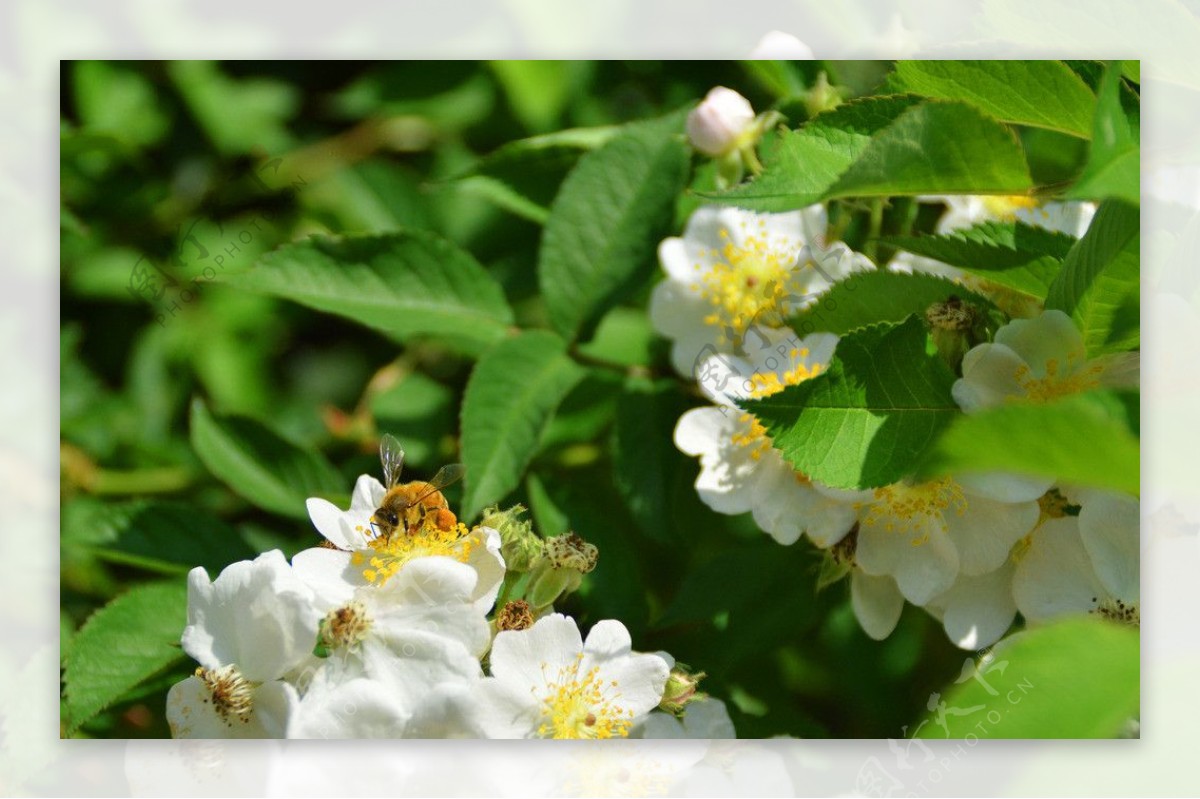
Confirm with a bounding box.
[861,478,967,546]
[1013,357,1104,402]
[352,521,475,585]
[538,654,634,739]
[695,225,803,345]
[319,600,373,651]
[1091,596,1139,626]
[981,195,1041,219]
[196,665,254,726]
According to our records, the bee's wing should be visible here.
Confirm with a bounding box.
[379,433,406,488]
[409,463,465,504]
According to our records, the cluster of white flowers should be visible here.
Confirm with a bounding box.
[656,146,1139,650]
[167,473,732,738]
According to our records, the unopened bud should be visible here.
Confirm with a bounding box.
[480,504,542,573]
[659,667,707,716]
[804,71,844,117]
[525,532,599,610]
[687,87,756,157]
[926,296,982,372]
[545,532,599,573]
[496,599,534,632]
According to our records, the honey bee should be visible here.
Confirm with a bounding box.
[369,434,465,541]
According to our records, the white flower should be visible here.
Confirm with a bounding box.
[819,474,1048,607]
[168,550,320,738]
[287,556,493,738]
[638,698,736,739]
[687,87,756,156]
[673,331,858,548]
[952,309,1139,412]
[651,204,870,377]
[889,196,1097,284]
[302,475,506,613]
[473,613,670,739]
[1013,489,1139,625]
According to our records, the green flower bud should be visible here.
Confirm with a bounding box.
[480,504,542,573]
[659,666,707,716]
[524,532,598,610]
[926,296,983,373]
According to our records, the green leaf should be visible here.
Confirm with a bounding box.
[743,316,959,489]
[915,617,1138,738]
[235,231,514,355]
[167,61,297,155]
[1045,200,1140,354]
[611,377,689,543]
[63,581,189,733]
[370,372,455,469]
[189,400,344,519]
[712,95,926,211]
[489,61,591,133]
[827,101,1033,199]
[538,112,691,340]
[891,61,1096,138]
[916,390,1139,496]
[1067,61,1140,205]
[884,221,1077,299]
[73,61,170,148]
[790,270,996,337]
[62,497,256,575]
[460,331,585,519]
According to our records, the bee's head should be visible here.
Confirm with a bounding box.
[375,508,399,527]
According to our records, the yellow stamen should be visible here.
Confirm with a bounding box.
[861,478,968,547]
[694,224,806,346]
[981,195,1041,219]
[1013,357,1104,402]
[356,521,475,586]
[537,654,634,739]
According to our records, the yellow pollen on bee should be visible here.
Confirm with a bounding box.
[693,226,803,345]
[537,654,633,740]
[861,478,968,546]
[354,521,475,586]
[1013,357,1104,403]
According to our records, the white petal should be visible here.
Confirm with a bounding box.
[956,472,1055,504]
[305,498,359,550]
[929,563,1017,650]
[1076,490,1140,603]
[856,515,959,605]
[953,343,1029,412]
[674,407,760,516]
[588,651,671,719]
[465,526,507,614]
[488,613,582,695]
[287,675,409,739]
[658,236,705,284]
[581,618,633,660]
[370,556,491,657]
[402,682,487,738]
[350,474,386,513]
[167,675,297,739]
[181,551,321,682]
[649,278,709,340]
[639,699,736,739]
[993,310,1086,376]
[290,547,357,610]
[1013,517,1108,622]
[850,571,905,640]
[471,678,539,739]
[946,494,1039,576]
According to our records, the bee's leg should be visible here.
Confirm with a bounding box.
[433,507,457,531]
